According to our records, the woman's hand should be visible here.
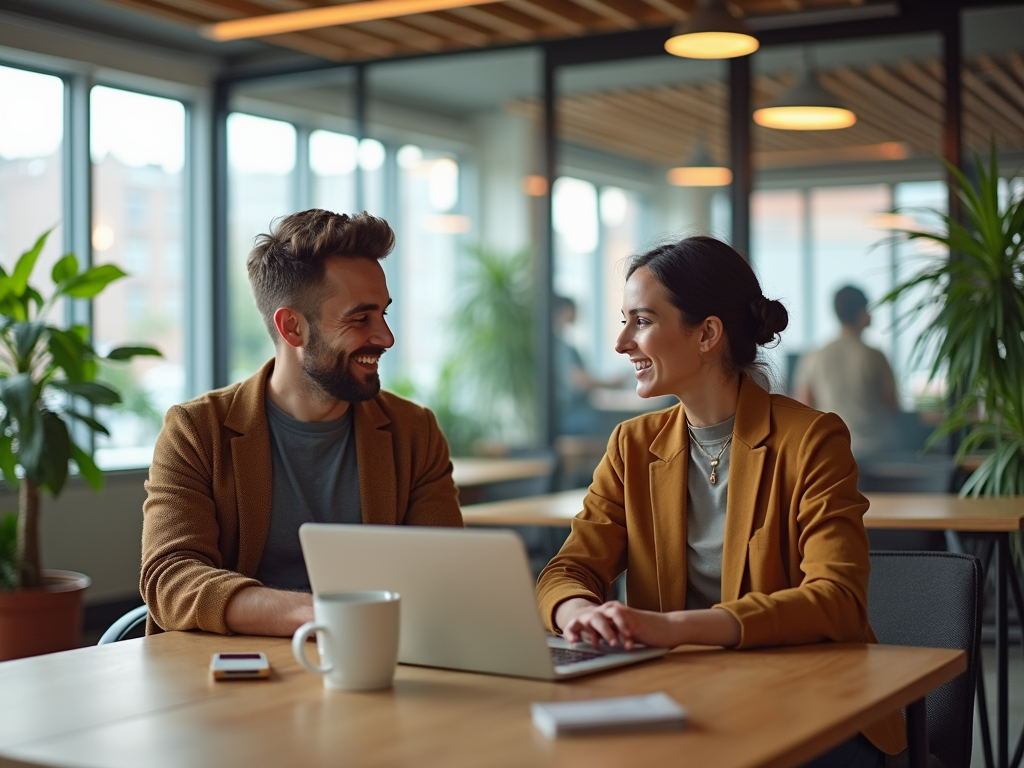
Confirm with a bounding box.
[554,599,743,650]
[558,600,683,650]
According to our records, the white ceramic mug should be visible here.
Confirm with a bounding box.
[292,591,400,691]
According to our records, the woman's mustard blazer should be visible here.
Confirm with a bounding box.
[536,375,906,755]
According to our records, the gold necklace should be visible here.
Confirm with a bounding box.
[686,427,733,485]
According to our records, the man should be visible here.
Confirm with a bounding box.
[793,284,899,459]
[141,210,462,637]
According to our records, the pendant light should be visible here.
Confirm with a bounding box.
[753,50,856,130]
[664,0,759,60]
[667,141,732,187]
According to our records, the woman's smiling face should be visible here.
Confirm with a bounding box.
[614,266,704,399]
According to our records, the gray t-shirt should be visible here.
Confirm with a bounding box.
[684,415,735,610]
[253,398,362,591]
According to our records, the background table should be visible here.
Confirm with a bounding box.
[462,490,1024,768]
[451,457,553,504]
[0,632,963,768]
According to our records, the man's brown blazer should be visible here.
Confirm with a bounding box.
[141,360,462,635]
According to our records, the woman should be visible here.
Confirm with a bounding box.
[536,236,905,766]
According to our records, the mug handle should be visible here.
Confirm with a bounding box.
[292,622,333,674]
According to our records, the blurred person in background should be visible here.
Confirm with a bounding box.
[554,295,624,435]
[793,285,898,460]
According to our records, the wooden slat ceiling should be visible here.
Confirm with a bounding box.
[508,52,1024,169]
[98,0,872,62]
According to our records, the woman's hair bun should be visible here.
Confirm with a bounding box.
[751,296,789,346]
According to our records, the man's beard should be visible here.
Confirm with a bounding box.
[301,323,383,404]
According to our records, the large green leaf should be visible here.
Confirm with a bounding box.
[70,441,103,492]
[46,328,88,382]
[49,380,121,406]
[106,345,162,361]
[12,321,45,367]
[10,228,52,296]
[60,265,128,299]
[37,411,71,495]
[50,254,79,285]
[0,432,18,493]
[62,408,110,437]
[0,373,35,424]
[15,407,46,484]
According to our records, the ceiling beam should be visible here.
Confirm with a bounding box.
[397,11,494,47]
[505,0,594,35]
[564,0,642,29]
[445,4,539,41]
[976,55,1024,116]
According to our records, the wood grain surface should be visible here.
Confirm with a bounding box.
[462,490,1024,532]
[451,457,552,488]
[0,632,963,768]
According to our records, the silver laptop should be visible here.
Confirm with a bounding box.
[298,524,667,680]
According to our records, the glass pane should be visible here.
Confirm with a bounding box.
[311,129,357,212]
[90,85,187,469]
[751,33,943,415]
[892,180,947,410]
[227,113,296,383]
[554,55,729,437]
[367,49,541,452]
[393,147,466,396]
[751,189,805,389]
[0,65,64,293]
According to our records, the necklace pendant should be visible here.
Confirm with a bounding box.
[710,471,717,484]
[711,459,719,468]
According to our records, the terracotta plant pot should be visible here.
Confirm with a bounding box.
[0,570,91,661]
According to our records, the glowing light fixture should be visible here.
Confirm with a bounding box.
[664,0,759,60]
[667,143,732,187]
[521,175,548,197]
[201,0,504,41]
[753,52,856,130]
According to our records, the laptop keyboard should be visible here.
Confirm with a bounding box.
[551,646,604,666]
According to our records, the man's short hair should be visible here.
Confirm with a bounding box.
[834,285,869,326]
[246,209,395,342]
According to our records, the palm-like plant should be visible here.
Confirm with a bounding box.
[0,229,160,589]
[449,245,536,442]
[882,147,1024,496]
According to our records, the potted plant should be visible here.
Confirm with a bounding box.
[448,245,536,447]
[882,146,1024,498]
[0,229,159,660]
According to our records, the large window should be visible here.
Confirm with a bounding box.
[0,66,64,280]
[1,64,197,470]
[91,86,187,468]
[227,113,297,382]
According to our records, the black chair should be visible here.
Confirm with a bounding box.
[97,604,149,645]
[868,552,983,768]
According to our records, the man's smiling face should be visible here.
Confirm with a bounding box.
[300,256,395,404]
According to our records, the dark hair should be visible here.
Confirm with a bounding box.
[625,236,788,377]
[833,285,869,326]
[247,209,395,341]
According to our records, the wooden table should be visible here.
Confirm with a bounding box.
[0,632,963,768]
[451,457,553,504]
[463,490,1024,768]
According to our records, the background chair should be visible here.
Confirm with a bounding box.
[868,551,983,768]
[97,604,148,645]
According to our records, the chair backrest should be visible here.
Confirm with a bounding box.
[97,604,149,645]
[868,551,983,768]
